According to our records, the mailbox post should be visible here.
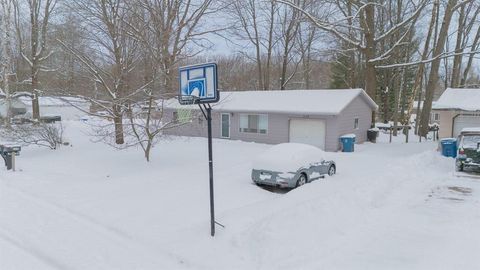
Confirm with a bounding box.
[0,145,21,171]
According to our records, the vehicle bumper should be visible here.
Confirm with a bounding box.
[251,169,297,188]
[457,159,480,172]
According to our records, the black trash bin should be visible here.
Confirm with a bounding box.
[367,128,379,143]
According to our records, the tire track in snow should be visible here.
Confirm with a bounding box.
[0,184,188,270]
[0,227,72,270]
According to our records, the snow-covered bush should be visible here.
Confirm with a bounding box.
[0,122,64,150]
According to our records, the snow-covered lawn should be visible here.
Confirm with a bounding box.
[1,121,479,269]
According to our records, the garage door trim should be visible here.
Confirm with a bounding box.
[289,118,327,150]
[452,113,480,137]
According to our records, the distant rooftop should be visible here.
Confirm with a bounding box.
[166,89,378,115]
[433,88,480,111]
[19,96,88,106]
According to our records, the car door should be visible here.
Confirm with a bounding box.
[319,161,330,175]
[308,159,324,178]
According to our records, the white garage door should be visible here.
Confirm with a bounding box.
[453,114,480,137]
[289,119,326,150]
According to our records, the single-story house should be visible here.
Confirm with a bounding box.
[163,89,378,151]
[19,96,90,120]
[432,88,480,138]
[0,98,28,118]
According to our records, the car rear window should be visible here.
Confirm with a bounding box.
[462,135,480,148]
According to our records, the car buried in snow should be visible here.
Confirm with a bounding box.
[251,143,336,189]
[456,128,480,173]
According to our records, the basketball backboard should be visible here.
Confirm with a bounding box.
[178,63,219,105]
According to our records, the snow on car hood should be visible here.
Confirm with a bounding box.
[252,143,325,172]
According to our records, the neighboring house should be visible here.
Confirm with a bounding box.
[163,89,378,151]
[412,101,439,124]
[20,96,90,120]
[0,98,28,118]
[432,88,480,138]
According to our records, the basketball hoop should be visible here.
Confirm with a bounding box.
[177,95,200,105]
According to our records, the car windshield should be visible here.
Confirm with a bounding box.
[462,135,480,149]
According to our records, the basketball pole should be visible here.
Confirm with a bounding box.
[180,62,221,237]
[205,104,215,237]
[198,101,221,237]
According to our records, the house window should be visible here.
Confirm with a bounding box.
[354,117,359,129]
[434,113,440,121]
[239,114,268,134]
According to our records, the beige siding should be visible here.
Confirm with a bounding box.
[436,110,456,138]
[435,109,480,138]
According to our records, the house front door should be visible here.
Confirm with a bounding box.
[221,113,230,138]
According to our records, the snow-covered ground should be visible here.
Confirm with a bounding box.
[1,121,480,270]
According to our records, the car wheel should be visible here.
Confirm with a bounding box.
[455,163,463,172]
[296,174,307,187]
[328,165,336,176]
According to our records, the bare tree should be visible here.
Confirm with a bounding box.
[450,1,480,87]
[276,0,301,90]
[295,0,327,90]
[124,91,192,162]
[277,0,427,123]
[297,21,317,89]
[1,0,16,127]
[61,0,141,145]
[229,0,278,90]
[404,0,439,133]
[15,0,57,120]
[1,0,35,126]
[460,22,480,87]
[128,0,219,95]
[419,0,468,137]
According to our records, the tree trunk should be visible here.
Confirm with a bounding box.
[113,104,125,145]
[405,0,438,126]
[460,25,480,87]
[419,0,457,137]
[450,4,465,88]
[393,73,403,136]
[145,140,152,162]
[363,3,377,125]
[29,0,41,120]
[263,1,275,90]
[280,47,289,90]
[1,0,13,127]
[31,73,40,120]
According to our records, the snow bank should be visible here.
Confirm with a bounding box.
[252,143,325,172]
[2,120,480,270]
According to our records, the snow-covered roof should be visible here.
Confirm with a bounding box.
[413,101,437,108]
[433,88,480,111]
[166,89,378,115]
[19,96,88,107]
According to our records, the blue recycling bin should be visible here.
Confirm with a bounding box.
[440,138,457,158]
[340,135,356,152]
